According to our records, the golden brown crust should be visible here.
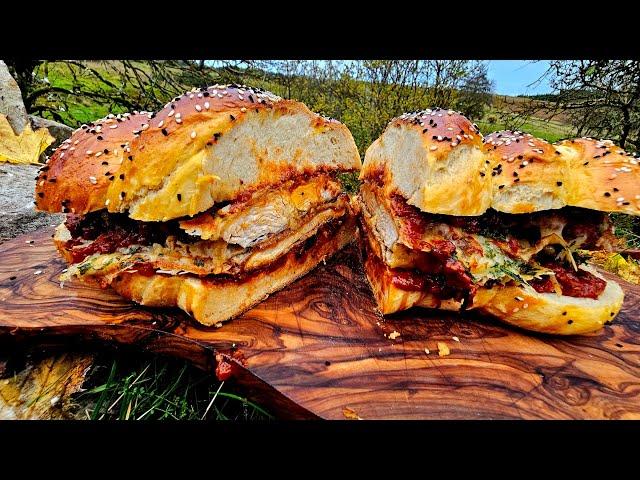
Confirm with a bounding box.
[35,112,154,214]
[483,130,566,213]
[109,215,357,326]
[557,137,640,215]
[361,108,490,216]
[471,267,624,335]
[105,84,360,221]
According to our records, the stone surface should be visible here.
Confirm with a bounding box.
[0,164,63,243]
[29,115,74,151]
[0,61,28,135]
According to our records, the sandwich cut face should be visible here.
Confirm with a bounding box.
[36,84,362,326]
[358,110,635,334]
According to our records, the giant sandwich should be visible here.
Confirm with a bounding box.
[358,108,638,334]
[35,85,361,326]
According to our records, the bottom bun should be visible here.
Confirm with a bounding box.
[109,215,356,326]
[472,266,624,335]
[362,234,624,334]
[362,239,463,314]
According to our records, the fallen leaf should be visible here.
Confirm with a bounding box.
[0,353,93,419]
[437,342,450,357]
[0,113,54,165]
[343,407,362,420]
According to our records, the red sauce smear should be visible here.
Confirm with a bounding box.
[530,265,606,299]
[68,226,149,263]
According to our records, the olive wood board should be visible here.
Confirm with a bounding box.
[1,227,639,419]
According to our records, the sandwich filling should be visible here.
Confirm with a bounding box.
[60,174,350,284]
[359,183,622,307]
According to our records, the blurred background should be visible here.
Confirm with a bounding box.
[1,59,639,420]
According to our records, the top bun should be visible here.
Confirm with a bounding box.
[556,137,640,216]
[361,108,490,216]
[484,130,566,213]
[105,84,361,221]
[35,112,155,214]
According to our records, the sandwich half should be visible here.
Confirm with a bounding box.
[358,108,636,334]
[36,85,361,326]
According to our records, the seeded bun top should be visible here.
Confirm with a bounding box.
[34,112,154,214]
[361,108,491,216]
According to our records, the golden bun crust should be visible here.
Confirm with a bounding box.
[109,215,356,326]
[484,130,566,213]
[35,112,155,214]
[361,237,462,314]
[361,108,490,216]
[106,84,361,221]
[364,241,623,334]
[556,137,640,215]
[473,266,624,335]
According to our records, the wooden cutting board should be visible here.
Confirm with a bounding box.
[1,226,639,419]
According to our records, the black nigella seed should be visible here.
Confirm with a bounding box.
[161,129,169,136]
[103,149,109,154]
[613,187,619,192]
[101,161,109,166]
[557,181,563,186]
[119,174,125,180]
[604,192,611,197]
[97,136,103,140]
[498,185,505,189]
[230,114,236,121]
[37,192,44,197]
[177,193,182,201]
[567,320,573,324]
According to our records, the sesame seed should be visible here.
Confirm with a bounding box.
[158,120,164,128]
[240,107,247,113]
[109,125,118,129]
[176,118,182,124]
[204,102,210,110]
[95,152,102,157]
[89,176,97,184]
[105,199,110,206]
[512,307,520,313]
[190,131,197,139]
[141,123,149,131]
[167,110,175,117]
[515,296,524,301]
[617,197,625,202]
[195,105,202,112]
[429,146,437,151]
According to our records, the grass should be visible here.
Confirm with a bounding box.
[74,352,272,421]
[477,107,576,143]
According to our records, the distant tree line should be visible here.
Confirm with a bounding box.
[4,60,494,155]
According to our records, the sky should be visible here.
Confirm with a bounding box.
[487,60,553,96]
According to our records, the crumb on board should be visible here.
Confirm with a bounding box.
[343,407,362,420]
[389,330,401,340]
[452,336,460,342]
[424,348,430,355]
[437,342,450,357]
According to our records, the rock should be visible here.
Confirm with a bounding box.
[29,115,73,151]
[0,164,63,243]
[0,61,29,135]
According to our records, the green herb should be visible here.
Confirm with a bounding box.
[337,171,361,196]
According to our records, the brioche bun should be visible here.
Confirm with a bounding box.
[361,108,490,216]
[35,112,155,214]
[556,137,640,215]
[105,85,361,221]
[484,130,567,213]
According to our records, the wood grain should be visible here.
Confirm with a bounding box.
[1,227,639,419]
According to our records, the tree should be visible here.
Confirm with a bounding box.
[456,62,494,120]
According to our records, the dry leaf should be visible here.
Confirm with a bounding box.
[590,251,640,285]
[343,407,362,420]
[0,353,93,419]
[0,113,54,165]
